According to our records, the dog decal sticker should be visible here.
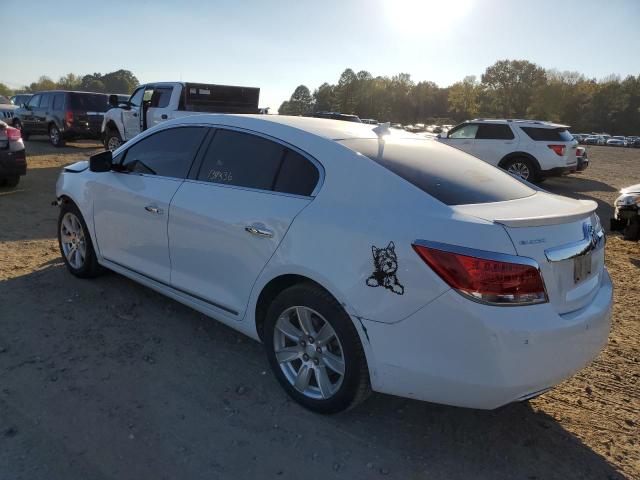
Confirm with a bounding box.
[366,241,405,295]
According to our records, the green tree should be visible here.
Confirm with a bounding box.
[0,82,12,97]
[279,85,313,115]
[313,83,335,112]
[335,68,358,114]
[57,73,82,90]
[101,69,139,94]
[481,60,546,117]
[448,76,480,121]
[81,73,106,92]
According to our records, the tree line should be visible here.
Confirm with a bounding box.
[279,60,640,135]
[0,69,140,98]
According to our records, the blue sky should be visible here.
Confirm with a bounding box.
[5,0,639,110]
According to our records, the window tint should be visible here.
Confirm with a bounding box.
[28,94,41,108]
[129,88,145,107]
[273,149,319,196]
[338,138,535,206]
[150,87,172,108]
[448,124,478,139]
[476,123,514,140]
[69,93,110,112]
[40,93,52,109]
[197,129,283,190]
[122,127,206,178]
[520,127,574,142]
[53,94,64,110]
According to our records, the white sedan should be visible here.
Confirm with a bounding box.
[55,115,612,413]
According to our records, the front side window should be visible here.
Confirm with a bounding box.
[121,127,206,178]
[40,93,52,109]
[28,94,42,108]
[448,124,478,139]
[129,88,145,107]
[197,129,284,191]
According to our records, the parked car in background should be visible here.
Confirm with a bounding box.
[0,120,26,188]
[14,90,112,147]
[360,118,378,125]
[102,82,261,150]
[10,93,33,107]
[585,135,606,145]
[437,119,578,182]
[308,111,361,124]
[0,95,18,124]
[611,183,640,240]
[55,114,611,413]
[629,136,640,148]
[607,136,627,147]
[576,146,589,171]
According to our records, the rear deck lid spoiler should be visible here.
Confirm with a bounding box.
[452,192,597,227]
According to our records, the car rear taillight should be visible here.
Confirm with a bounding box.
[412,244,548,305]
[547,144,566,156]
[576,147,585,157]
[65,111,73,125]
[5,126,21,141]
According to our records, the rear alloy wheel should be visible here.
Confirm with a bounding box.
[504,157,538,182]
[623,219,640,241]
[2,176,20,188]
[265,283,371,413]
[57,202,102,278]
[105,128,122,151]
[49,124,65,147]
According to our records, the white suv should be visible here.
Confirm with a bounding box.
[437,119,578,182]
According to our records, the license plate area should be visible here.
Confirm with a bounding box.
[574,253,592,284]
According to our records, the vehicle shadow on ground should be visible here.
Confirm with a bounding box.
[0,263,624,480]
[23,137,102,157]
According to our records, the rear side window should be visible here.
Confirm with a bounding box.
[476,124,514,140]
[520,127,573,142]
[69,93,110,112]
[197,129,284,191]
[150,87,173,108]
[339,138,535,206]
[122,127,206,178]
[273,149,319,196]
[53,94,64,110]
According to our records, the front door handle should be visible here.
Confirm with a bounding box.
[245,225,273,238]
[145,205,163,215]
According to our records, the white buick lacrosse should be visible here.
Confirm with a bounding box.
[55,115,612,413]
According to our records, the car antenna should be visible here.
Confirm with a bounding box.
[373,122,391,139]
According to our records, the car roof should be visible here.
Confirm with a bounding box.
[468,118,570,129]
[170,114,410,141]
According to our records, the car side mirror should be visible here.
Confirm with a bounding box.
[89,150,113,172]
[108,94,120,108]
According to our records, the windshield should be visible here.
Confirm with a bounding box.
[339,138,535,206]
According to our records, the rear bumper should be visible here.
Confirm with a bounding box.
[363,270,612,409]
[541,166,573,178]
[576,158,589,171]
[0,149,27,177]
[63,122,103,140]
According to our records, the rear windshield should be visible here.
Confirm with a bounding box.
[520,127,573,142]
[339,138,535,206]
[69,93,110,112]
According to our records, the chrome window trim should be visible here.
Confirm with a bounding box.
[544,223,605,262]
[113,122,325,198]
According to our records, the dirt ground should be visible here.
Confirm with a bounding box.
[0,138,638,480]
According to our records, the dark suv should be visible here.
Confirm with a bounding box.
[14,90,111,147]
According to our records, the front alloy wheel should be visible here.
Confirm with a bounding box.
[265,283,371,413]
[57,201,102,278]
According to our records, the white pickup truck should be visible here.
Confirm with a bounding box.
[101,82,260,150]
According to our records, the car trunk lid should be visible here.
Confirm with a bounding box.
[453,192,604,314]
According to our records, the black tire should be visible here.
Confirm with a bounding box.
[264,283,371,414]
[502,157,540,183]
[49,124,65,147]
[2,176,20,188]
[57,201,103,278]
[623,219,640,241]
[104,127,123,151]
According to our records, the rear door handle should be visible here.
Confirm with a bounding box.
[161,114,168,120]
[245,225,273,238]
[145,205,163,215]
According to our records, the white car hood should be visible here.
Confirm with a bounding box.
[452,191,597,227]
[621,183,640,194]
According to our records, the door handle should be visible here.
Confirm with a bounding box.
[161,114,168,120]
[144,205,163,214]
[245,225,273,238]
[133,113,138,117]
